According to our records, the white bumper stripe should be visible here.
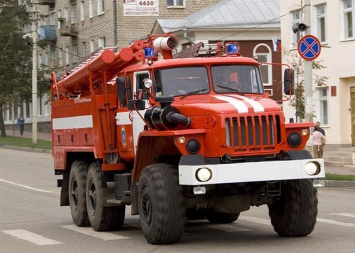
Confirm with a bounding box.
[179,159,325,185]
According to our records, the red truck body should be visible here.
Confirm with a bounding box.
[51,34,325,244]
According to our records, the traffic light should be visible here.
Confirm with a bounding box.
[292,23,307,33]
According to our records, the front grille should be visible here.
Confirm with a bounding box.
[225,115,281,149]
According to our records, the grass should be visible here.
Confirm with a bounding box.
[0,135,52,150]
[325,173,355,181]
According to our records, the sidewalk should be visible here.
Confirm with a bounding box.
[5,129,51,141]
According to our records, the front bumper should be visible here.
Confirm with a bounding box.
[179,159,325,185]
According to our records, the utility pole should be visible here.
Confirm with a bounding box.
[31,0,38,144]
[304,0,313,125]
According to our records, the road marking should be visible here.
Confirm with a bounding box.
[329,213,355,218]
[2,229,63,245]
[62,225,129,241]
[206,224,251,232]
[317,218,355,228]
[0,179,51,193]
[239,216,271,226]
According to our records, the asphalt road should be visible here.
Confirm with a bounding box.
[1,148,355,253]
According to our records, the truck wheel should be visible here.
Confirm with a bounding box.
[268,179,318,237]
[138,163,185,244]
[86,162,125,231]
[69,160,90,226]
[206,210,240,224]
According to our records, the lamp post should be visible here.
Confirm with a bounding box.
[31,0,38,144]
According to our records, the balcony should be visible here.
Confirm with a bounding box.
[38,25,56,41]
[38,0,55,7]
[58,18,78,37]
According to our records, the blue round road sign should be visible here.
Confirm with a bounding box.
[298,35,321,61]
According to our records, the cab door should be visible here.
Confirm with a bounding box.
[132,71,150,153]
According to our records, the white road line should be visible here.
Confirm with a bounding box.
[239,216,271,226]
[206,224,251,232]
[62,225,129,241]
[317,218,355,227]
[2,229,63,246]
[329,213,355,218]
[0,179,51,193]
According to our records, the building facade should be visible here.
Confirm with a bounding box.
[281,0,355,146]
[4,0,221,130]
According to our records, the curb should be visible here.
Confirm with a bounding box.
[1,145,355,188]
[0,145,52,154]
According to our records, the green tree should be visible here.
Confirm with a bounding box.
[0,1,48,137]
[285,50,328,121]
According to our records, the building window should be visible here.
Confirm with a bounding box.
[80,1,85,21]
[90,40,95,52]
[98,37,105,48]
[318,87,329,125]
[253,44,272,86]
[44,52,49,67]
[71,4,77,24]
[82,42,86,58]
[291,10,301,48]
[167,0,185,7]
[342,0,354,39]
[65,46,70,65]
[57,10,62,29]
[89,0,94,18]
[38,54,42,69]
[58,50,63,67]
[50,49,55,67]
[316,4,327,42]
[72,44,79,64]
[98,0,105,15]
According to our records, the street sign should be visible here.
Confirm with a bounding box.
[298,35,321,61]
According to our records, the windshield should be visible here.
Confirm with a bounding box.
[154,66,210,96]
[211,65,263,94]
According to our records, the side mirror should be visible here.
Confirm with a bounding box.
[284,69,294,95]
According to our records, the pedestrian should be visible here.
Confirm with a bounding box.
[17,114,25,136]
[315,121,325,136]
[313,125,326,158]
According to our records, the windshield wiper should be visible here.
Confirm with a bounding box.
[181,89,207,98]
[216,85,245,95]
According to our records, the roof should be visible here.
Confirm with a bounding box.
[153,0,280,33]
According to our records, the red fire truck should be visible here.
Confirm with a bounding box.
[51,34,325,245]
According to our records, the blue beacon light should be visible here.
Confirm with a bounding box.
[144,48,155,59]
[227,44,238,55]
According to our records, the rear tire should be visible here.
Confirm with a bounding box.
[268,179,318,237]
[138,163,185,244]
[69,160,90,226]
[86,162,125,231]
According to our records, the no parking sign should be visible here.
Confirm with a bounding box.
[298,35,321,61]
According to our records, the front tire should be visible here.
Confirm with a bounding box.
[86,162,125,231]
[69,160,90,226]
[138,163,185,244]
[268,179,318,237]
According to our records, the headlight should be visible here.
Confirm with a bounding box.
[143,78,153,89]
[287,132,302,147]
[301,129,309,136]
[305,162,321,175]
[196,167,212,182]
